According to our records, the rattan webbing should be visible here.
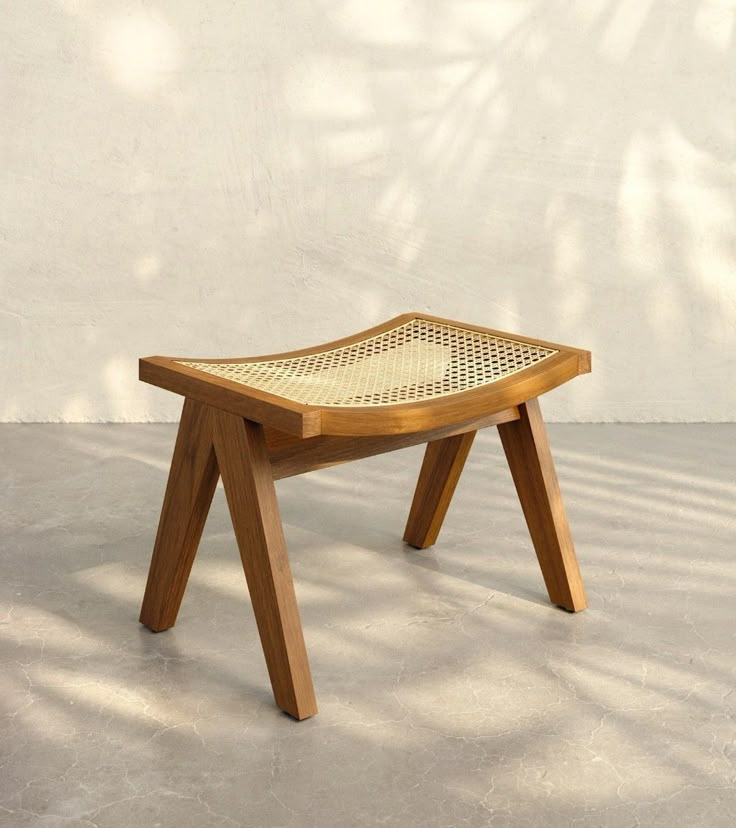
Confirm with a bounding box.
[178,318,556,407]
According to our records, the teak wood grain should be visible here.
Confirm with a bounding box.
[212,409,318,720]
[139,398,220,632]
[403,431,477,549]
[497,398,587,612]
[266,408,519,480]
[140,356,320,438]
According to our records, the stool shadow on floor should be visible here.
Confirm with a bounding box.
[2,424,735,824]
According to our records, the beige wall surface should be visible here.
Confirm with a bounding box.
[2,1,734,422]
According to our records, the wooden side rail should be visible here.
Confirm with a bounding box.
[265,407,520,480]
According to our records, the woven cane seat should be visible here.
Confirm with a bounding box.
[179,318,556,408]
[140,313,590,437]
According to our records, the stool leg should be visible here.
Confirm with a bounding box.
[212,410,318,720]
[140,398,220,631]
[497,398,587,612]
[403,431,476,549]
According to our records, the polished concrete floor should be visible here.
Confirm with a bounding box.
[1,423,735,827]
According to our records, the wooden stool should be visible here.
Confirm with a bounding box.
[139,313,591,719]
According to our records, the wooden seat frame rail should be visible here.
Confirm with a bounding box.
[138,314,590,720]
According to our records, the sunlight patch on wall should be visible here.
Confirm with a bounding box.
[619,123,734,303]
[421,104,465,164]
[647,288,685,342]
[416,62,505,187]
[523,29,548,61]
[693,0,735,52]
[57,0,90,14]
[136,254,161,283]
[537,76,566,107]
[376,177,418,227]
[104,356,137,405]
[374,176,428,264]
[458,1,531,42]
[618,131,662,274]
[325,126,387,165]
[62,396,91,422]
[555,229,584,277]
[397,227,428,265]
[1,401,19,422]
[572,0,609,27]
[285,55,383,163]
[353,288,385,321]
[556,283,588,323]
[545,194,586,293]
[126,170,153,195]
[287,55,370,120]
[491,293,520,329]
[98,9,180,95]
[427,61,500,115]
[599,0,654,62]
[331,0,420,44]
[661,124,735,302]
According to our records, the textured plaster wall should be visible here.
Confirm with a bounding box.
[2,1,735,422]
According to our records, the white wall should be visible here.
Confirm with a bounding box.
[2,1,734,423]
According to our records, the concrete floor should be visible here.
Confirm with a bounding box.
[1,423,734,827]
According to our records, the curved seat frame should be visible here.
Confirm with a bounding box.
[140,312,590,438]
[138,313,591,720]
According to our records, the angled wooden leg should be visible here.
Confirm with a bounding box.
[497,398,587,612]
[212,410,317,720]
[403,431,477,549]
[140,398,220,632]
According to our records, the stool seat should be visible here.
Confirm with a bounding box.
[140,313,590,437]
[137,312,591,720]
